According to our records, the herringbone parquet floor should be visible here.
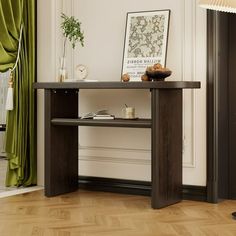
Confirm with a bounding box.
[0,190,235,236]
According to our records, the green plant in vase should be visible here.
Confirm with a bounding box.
[59,13,84,82]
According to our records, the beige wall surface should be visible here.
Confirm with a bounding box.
[37,0,206,186]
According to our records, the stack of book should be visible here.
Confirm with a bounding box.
[93,114,115,120]
[81,110,115,120]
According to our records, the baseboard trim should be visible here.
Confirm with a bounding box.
[182,185,207,201]
[78,176,207,201]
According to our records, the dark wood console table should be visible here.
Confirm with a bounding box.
[34,81,200,209]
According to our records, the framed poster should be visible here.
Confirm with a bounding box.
[121,10,170,81]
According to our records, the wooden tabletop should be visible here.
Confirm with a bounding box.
[33,81,201,90]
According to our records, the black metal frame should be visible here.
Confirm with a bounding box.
[121,9,171,79]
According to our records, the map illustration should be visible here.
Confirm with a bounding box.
[127,15,166,58]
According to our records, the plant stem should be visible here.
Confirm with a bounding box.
[63,37,67,59]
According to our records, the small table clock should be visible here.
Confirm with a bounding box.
[75,64,88,80]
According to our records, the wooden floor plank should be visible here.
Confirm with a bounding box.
[0,190,235,236]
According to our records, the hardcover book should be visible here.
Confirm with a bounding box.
[81,110,115,119]
[93,115,115,120]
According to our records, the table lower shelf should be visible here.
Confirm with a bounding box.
[51,118,152,128]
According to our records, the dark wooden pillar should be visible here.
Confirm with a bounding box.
[228,14,236,200]
[44,89,78,196]
[207,11,219,203]
[151,89,182,208]
[207,11,236,201]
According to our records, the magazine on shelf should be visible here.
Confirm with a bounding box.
[81,110,115,119]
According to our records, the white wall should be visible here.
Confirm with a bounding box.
[37,0,206,186]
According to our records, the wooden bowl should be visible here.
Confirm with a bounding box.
[146,69,172,81]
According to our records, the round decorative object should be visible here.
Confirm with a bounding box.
[153,63,162,70]
[146,69,172,81]
[141,74,151,81]
[145,63,172,81]
[75,64,88,80]
[121,73,130,82]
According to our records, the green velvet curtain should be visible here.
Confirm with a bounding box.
[0,0,36,186]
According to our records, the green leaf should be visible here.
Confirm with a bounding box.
[61,13,85,54]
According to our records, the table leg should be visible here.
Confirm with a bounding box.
[44,89,78,197]
[151,89,183,209]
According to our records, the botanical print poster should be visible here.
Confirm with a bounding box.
[122,10,170,81]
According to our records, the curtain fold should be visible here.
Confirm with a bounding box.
[0,0,36,186]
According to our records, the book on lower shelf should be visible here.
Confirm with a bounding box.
[93,115,115,120]
[81,110,115,120]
